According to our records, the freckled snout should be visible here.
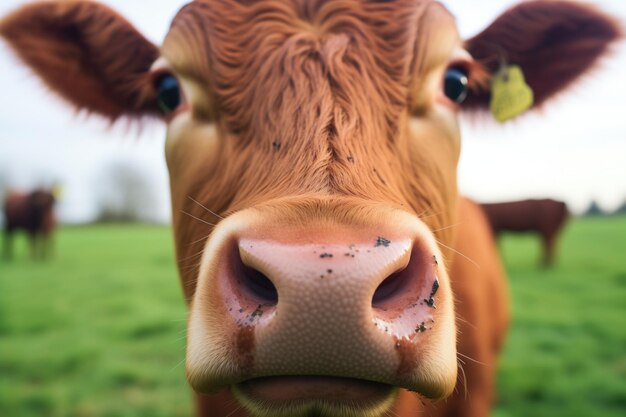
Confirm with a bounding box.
[232,237,440,372]
[186,210,457,410]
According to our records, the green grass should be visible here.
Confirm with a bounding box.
[494,216,626,417]
[0,218,625,417]
[0,225,190,417]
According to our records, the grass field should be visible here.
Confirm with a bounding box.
[0,217,625,417]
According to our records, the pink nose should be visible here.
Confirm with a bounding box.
[214,233,443,386]
[226,236,437,326]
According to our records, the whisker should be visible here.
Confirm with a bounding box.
[177,250,205,265]
[188,196,224,219]
[181,263,202,274]
[181,254,203,264]
[455,314,478,331]
[435,239,480,269]
[431,223,461,234]
[458,362,469,400]
[178,249,204,263]
[417,209,443,220]
[170,357,186,372]
[173,334,188,343]
[184,277,199,288]
[457,352,487,366]
[188,233,211,246]
[181,210,215,227]
[225,404,244,417]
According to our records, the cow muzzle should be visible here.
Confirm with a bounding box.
[186,207,457,416]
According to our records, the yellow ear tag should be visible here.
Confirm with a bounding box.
[490,65,534,122]
[52,185,63,199]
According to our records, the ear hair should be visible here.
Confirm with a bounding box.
[0,0,161,121]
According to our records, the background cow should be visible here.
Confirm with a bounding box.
[0,1,620,417]
[2,188,56,260]
[481,199,570,266]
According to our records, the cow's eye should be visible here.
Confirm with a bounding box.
[155,74,181,113]
[444,67,469,104]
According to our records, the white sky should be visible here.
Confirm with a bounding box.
[1,0,625,223]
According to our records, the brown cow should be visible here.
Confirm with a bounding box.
[481,199,570,267]
[0,1,620,417]
[2,188,56,260]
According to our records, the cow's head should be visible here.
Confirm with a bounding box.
[1,1,619,416]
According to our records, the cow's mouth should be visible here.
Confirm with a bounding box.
[233,376,397,417]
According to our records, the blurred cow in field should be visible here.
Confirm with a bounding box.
[2,188,56,260]
[481,199,569,267]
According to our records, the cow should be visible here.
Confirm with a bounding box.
[481,199,570,267]
[0,1,620,416]
[2,188,56,260]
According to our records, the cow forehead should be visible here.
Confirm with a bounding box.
[161,0,458,136]
[161,0,461,224]
[162,0,449,73]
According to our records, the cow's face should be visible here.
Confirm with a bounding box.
[162,3,464,412]
[1,1,619,416]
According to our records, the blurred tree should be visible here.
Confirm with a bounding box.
[583,200,605,217]
[94,160,160,223]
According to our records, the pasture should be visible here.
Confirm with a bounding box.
[0,217,624,417]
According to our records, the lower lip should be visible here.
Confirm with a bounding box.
[236,376,395,404]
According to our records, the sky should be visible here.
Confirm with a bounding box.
[1,0,625,224]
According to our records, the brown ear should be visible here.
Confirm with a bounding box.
[464,0,622,111]
[0,0,161,121]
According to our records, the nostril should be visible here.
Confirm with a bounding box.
[372,268,411,307]
[239,264,279,305]
[231,242,279,305]
[371,246,428,310]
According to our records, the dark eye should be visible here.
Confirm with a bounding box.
[155,74,181,113]
[444,67,469,104]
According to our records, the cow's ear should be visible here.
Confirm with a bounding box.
[0,1,161,121]
[464,0,622,112]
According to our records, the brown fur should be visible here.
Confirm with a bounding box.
[0,0,160,120]
[0,1,620,416]
[481,199,570,267]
